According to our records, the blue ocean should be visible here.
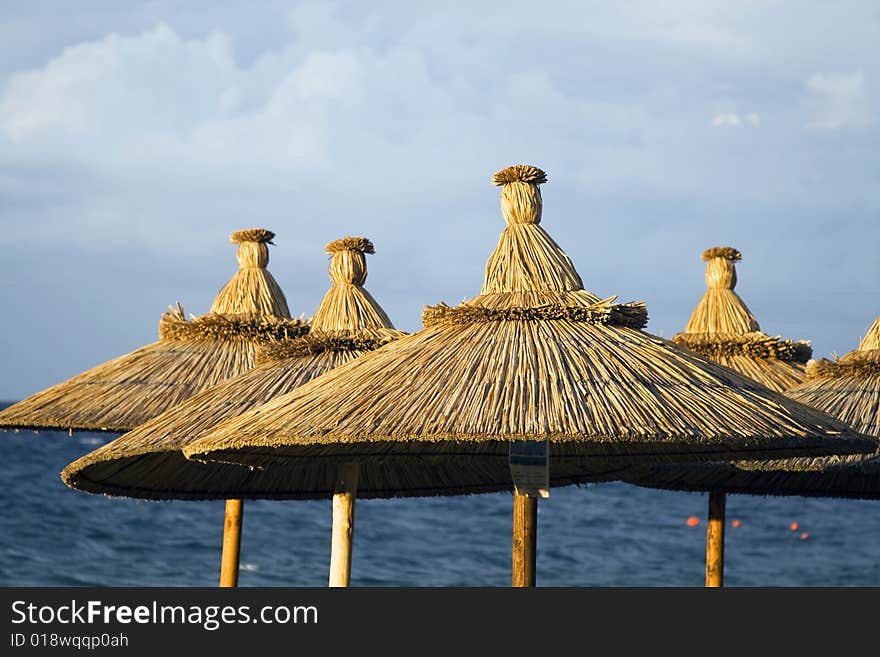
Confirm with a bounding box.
[2,424,879,587]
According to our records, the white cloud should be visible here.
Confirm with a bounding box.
[711,113,742,126]
[0,19,694,246]
[0,13,872,260]
[807,71,864,99]
[0,24,239,143]
[805,71,870,129]
[711,112,760,127]
[0,11,873,235]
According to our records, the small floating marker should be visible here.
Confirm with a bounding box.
[789,522,799,531]
[686,516,700,526]
[800,532,809,540]
[731,519,742,528]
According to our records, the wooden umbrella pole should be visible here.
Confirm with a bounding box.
[219,498,244,587]
[329,462,360,587]
[705,490,726,588]
[512,491,538,587]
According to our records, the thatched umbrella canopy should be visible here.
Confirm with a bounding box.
[627,316,880,496]
[0,228,306,433]
[183,164,873,587]
[787,316,880,442]
[61,236,404,586]
[627,245,813,585]
[623,315,880,585]
[671,246,812,393]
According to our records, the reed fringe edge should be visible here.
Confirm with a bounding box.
[672,332,812,363]
[159,306,309,343]
[256,329,406,363]
[326,237,374,254]
[421,300,648,329]
[623,455,880,500]
[230,228,275,244]
[185,433,872,460]
[492,165,547,186]
[806,350,880,379]
[702,246,741,261]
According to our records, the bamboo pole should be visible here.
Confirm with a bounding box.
[329,462,359,587]
[219,498,244,587]
[705,490,726,588]
[512,492,538,587]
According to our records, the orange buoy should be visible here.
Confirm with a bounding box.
[731,519,742,528]
[789,522,799,531]
[800,532,809,540]
[686,516,700,526]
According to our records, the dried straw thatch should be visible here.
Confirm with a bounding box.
[62,237,404,499]
[211,229,290,317]
[623,316,880,499]
[0,229,305,433]
[671,247,811,393]
[182,165,873,499]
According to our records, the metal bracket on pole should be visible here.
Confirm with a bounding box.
[509,439,550,498]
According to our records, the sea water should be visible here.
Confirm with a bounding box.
[2,428,878,587]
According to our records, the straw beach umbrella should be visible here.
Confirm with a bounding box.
[0,227,305,587]
[62,237,404,586]
[626,246,813,585]
[0,228,305,433]
[623,315,880,585]
[183,165,873,587]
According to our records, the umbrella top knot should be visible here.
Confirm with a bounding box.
[229,228,275,270]
[230,228,276,245]
[326,236,375,255]
[210,227,290,316]
[480,164,585,295]
[492,164,547,186]
[682,245,759,334]
[326,236,373,286]
[702,246,741,290]
[702,246,741,262]
[493,164,547,225]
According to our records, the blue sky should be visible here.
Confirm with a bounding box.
[1,1,878,399]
